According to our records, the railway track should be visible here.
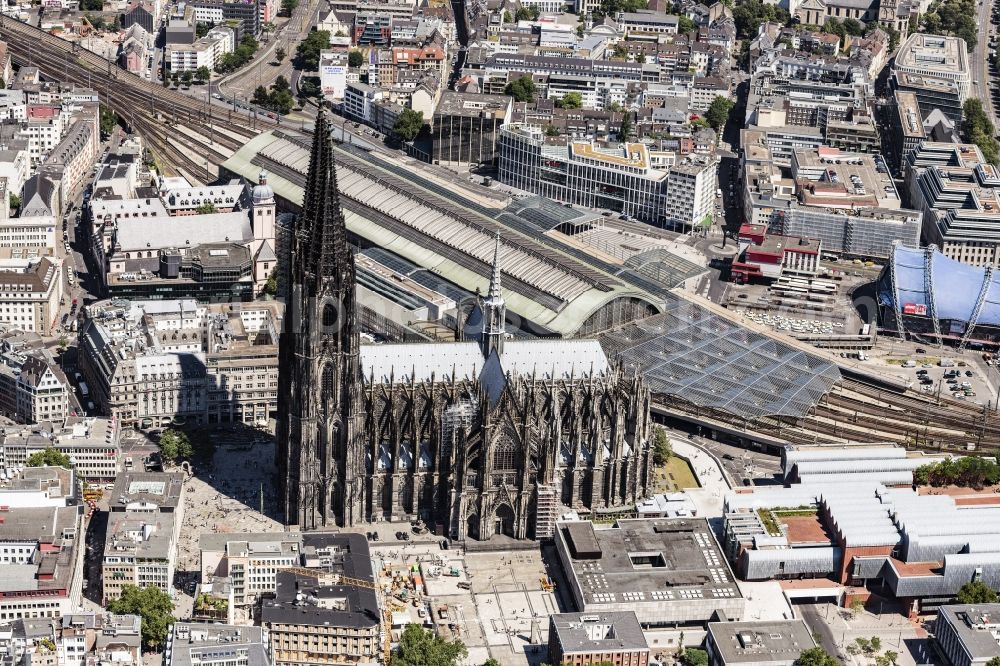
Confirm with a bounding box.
[0,17,270,182]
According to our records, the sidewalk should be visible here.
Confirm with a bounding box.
[671,437,730,517]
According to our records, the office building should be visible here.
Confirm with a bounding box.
[78,299,281,429]
[705,619,815,666]
[165,624,270,666]
[262,534,380,666]
[0,257,62,335]
[892,33,970,102]
[554,518,744,626]
[0,349,71,425]
[0,417,121,482]
[547,612,649,666]
[906,141,1000,267]
[0,503,83,621]
[498,123,716,228]
[191,0,260,37]
[431,92,512,168]
[889,91,926,176]
[724,447,1000,615]
[934,604,1000,666]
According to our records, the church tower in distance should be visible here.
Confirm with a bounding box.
[276,109,366,529]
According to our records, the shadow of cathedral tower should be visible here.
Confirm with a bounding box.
[276,110,654,539]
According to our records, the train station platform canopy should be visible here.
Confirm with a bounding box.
[600,292,842,418]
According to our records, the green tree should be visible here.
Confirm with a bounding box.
[732,0,790,39]
[263,268,278,296]
[80,0,103,9]
[195,66,211,83]
[107,585,175,651]
[794,647,840,666]
[503,10,513,22]
[705,96,734,131]
[481,660,500,666]
[181,70,193,84]
[295,30,331,70]
[619,111,634,141]
[682,649,708,666]
[677,15,696,34]
[652,426,672,466]
[393,108,425,142]
[348,50,363,67]
[849,598,864,617]
[99,105,117,137]
[823,18,846,41]
[608,101,623,112]
[253,85,271,107]
[515,6,540,20]
[592,0,647,20]
[963,99,1000,165]
[26,448,72,469]
[195,202,217,214]
[393,625,467,666]
[195,21,211,38]
[985,657,1000,666]
[556,92,583,109]
[956,580,1000,604]
[841,17,864,36]
[8,192,19,212]
[505,75,537,102]
[611,42,629,59]
[869,636,881,653]
[276,46,287,62]
[280,0,299,15]
[158,429,193,464]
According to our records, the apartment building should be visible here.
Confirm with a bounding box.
[102,472,184,604]
[498,123,716,228]
[42,106,99,206]
[199,532,302,605]
[78,299,281,428]
[101,512,176,603]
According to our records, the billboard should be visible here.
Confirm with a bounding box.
[902,303,928,316]
[320,64,348,100]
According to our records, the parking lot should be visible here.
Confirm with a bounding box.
[852,341,1000,409]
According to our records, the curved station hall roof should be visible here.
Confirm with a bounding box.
[222,130,705,337]
[880,244,1000,327]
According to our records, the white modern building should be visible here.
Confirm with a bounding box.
[498,123,716,228]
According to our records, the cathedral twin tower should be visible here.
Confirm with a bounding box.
[276,112,653,541]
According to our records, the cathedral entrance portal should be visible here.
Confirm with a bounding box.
[495,503,515,538]
[466,513,479,540]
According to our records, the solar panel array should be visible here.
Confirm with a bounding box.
[600,294,842,418]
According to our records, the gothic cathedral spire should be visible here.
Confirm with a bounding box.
[481,234,506,358]
[276,109,366,531]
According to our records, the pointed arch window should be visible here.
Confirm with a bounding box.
[321,363,335,413]
[493,437,518,471]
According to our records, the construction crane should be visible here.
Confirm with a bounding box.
[280,566,392,664]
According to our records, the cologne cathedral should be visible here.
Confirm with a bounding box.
[276,111,654,540]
